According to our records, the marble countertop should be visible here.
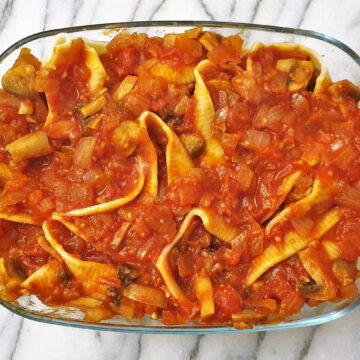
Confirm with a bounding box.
[1,0,360,359]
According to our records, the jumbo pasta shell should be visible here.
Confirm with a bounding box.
[43,220,117,299]
[43,35,106,126]
[246,207,342,286]
[139,111,194,183]
[194,60,225,165]
[22,260,61,293]
[156,208,239,301]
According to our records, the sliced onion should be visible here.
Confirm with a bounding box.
[289,216,314,237]
[332,144,358,169]
[242,129,272,149]
[291,93,309,114]
[38,197,56,213]
[217,90,228,108]
[331,122,354,138]
[1,178,36,206]
[253,104,287,128]
[0,89,20,108]
[174,95,190,116]
[227,91,241,107]
[107,30,134,53]
[252,104,269,128]
[73,137,97,169]
[334,180,360,211]
[235,163,254,192]
[123,94,151,116]
[267,104,287,124]
[164,34,177,48]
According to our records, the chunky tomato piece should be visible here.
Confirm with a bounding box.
[214,285,243,317]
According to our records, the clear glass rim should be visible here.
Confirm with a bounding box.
[0,21,359,65]
[1,296,360,334]
[0,20,359,333]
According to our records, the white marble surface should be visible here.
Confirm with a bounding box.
[0,0,360,359]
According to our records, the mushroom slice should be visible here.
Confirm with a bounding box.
[276,58,314,92]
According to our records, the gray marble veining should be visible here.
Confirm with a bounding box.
[0,0,360,359]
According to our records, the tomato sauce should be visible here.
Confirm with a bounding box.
[0,28,360,327]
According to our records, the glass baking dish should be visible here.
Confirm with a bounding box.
[0,21,359,334]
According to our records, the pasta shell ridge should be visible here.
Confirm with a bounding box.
[194,60,225,165]
[0,211,40,225]
[150,60,195,84]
